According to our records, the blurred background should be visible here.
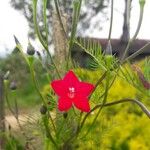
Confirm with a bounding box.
[0,0,150,149]
[0,0,150,56]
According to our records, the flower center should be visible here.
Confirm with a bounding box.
[68,87,75,99]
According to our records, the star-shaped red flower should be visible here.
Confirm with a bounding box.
[51,70,94,112]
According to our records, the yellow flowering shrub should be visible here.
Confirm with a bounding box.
[75,68,150,149]
[41,66,150,149]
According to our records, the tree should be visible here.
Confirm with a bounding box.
[10,0,109,40]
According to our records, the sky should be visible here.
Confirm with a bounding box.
[88,0,150,39]
[0,0,150,57]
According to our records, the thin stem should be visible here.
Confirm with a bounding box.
[80,98,150,132]
[11,91,19,120]
[121,4,144,61]
[48,112,57,134]
[124,42,150,63]
[66,0,82,69]
[4,83,16,117]
[30,66,46,105]
[4,83,36,149]
[33,0,48,50]
[47,50,62,79]
[97,70,118,101]
[91,66,120,123]
[33,0,61,79]
[29,66,56,133]
[91,71,107,96]
[42,115,58,149]
[80,72,110,136]
[43,0,49,44]
[14,36,57,136]
[76,71,107,134]
[54,0,68,38]
[108,0,114,41]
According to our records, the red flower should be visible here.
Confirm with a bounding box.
[51,70,94,112]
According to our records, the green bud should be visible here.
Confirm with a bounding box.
[10,81,17,90]
[105,41,112,55]
[40,105,47,115]
[13,35,20,45]
[63,113,68,119]
[27,45,35,56]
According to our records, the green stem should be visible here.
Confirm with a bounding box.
[47,50,62,79]
[79,98,149,140]
[124,42,150,63]
[108,0,114,41]
[4,82,16,117]
[30,66,46,105]
[43,0,49,44]
[4,82,32,145]
[66,0,82,69]
[91,71,107,97]
[83,98,150,122]
[14,35,57,136]
[48,112,57,134]
[33,0,48,50]
[121,4,144,61]
[33,0,61,79]
[54,0,67,38]
[97,70,118,101]
[80,72,110,137]
[76,71,107,134]
[29,65,57,133]
[42,115,58,149]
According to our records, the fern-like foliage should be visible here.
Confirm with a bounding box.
[75,37,107,70]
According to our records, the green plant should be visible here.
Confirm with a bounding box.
[3,0,150,149]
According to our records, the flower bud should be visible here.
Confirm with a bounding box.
[13,35,20,45]
[27,44,35,56]
[40,105,47,115]
[8,125,11,131]
[105,40,112,55]
[10,81,17,90]
[63,113,68,119]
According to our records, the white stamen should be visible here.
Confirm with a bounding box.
[68,87,75,98]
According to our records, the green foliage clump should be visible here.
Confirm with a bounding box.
[71,67,150,150]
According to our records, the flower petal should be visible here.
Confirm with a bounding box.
[73,97,90,112]
[77,82,95,97]
[58,97,72,112]
[51,80,67,96]
[63,70,79,86]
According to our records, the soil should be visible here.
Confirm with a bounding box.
[5,114,28,130]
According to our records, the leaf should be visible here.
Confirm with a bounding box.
[75,38,107,70]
